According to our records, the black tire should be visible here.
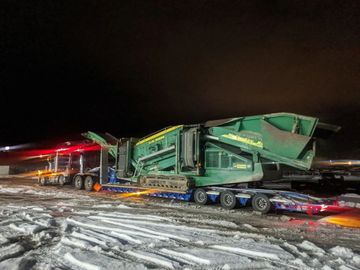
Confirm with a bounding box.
[84,175,94,192]
[74,175,84,190]
[194,188,208,205]
[39,177,47,186]
[252,194,272,214]
[58,175,66,186]
[220,191,238,210]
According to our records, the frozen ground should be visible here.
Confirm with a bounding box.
[0,179,360,269]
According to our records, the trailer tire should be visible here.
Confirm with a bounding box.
[220,191,238,210]
[58,175,66,186]
[84,176,94,192]
[252,194,271,214]
[39,177,47,186]
[74,175,84,190]
[194,188,208,205]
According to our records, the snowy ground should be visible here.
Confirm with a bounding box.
[1,179,360,269]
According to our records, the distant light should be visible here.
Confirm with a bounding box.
[0,143,33,152]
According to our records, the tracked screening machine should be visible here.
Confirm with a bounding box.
[83,112,339,192]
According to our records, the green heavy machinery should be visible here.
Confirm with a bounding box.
[82,112,338,193]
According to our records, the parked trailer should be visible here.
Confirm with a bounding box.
[42,144,354,215]
[41,112,354,214]
[38,141,100,186]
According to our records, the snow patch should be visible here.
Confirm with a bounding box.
[9,223,42,234]
[329,246,354,259]
[31,207,45,211]
[297,241,325,256]
[242,224,259,231]
[233,232,266,240]
[339,265,353,270]
[93,204,117,208]
[0,256,24,270]
[116,204,131,209]
[0,235,8,245]
[222,264,230,270]
[352,255,360,265]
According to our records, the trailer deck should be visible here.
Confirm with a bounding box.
[99,183,354,215]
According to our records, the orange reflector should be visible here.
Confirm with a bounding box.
[321,209,360,228]
[93,183,102,192]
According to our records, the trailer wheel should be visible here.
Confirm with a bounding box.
[194,188,208,205]
[220,191,238,210]
[252,194,271,214]
[39,177,47,186]
[84,176,94,192]
[74,175,84,190]
[58,175,66,186]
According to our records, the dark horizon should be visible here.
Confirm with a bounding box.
[1,1,359,158]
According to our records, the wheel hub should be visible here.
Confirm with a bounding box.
[86,180,92,188]
[257,198,267,209]
[224,194,233,205]
[197,192,205,202]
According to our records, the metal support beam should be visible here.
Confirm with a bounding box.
[54,152,59,172]
[100,146,109,185]
[79,153,84,174]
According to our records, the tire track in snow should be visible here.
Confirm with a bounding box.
[89,215,219,233]
[110,231,143,244]
[61,237,94,250]
[71,231,108,248]
[102,220,190,242]
[67,217,168,242]
[0,243,24,262]
[126,250,175,269]
[211,245,280,260]
[78,227,142,245]
[160,248,211,265]
[64,252,100,270]
[98,212,170,221]
[211,245,299,269]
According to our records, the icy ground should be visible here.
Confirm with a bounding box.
[1,180,360,269]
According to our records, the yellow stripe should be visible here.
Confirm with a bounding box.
[222,133,263,148]
[136,125,183,146]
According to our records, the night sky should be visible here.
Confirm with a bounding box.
[0,1,359,157]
